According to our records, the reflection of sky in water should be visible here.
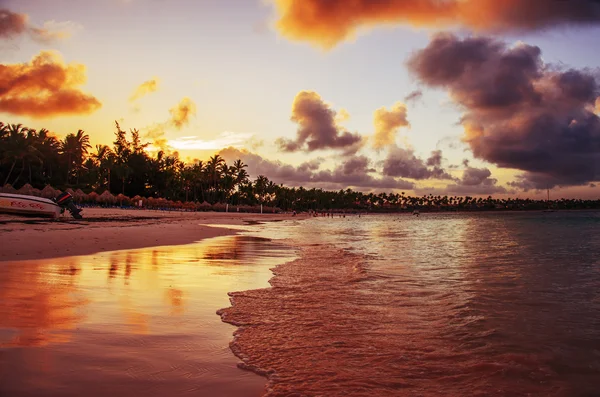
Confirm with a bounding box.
[0,235,296,397]
[220,212,600,396]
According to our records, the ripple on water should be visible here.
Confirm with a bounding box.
[219,214,600,397]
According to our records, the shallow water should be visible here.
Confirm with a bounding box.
[0,234,296,397]
[220,212,600,396]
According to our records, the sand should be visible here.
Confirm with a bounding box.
[0,207,308,262]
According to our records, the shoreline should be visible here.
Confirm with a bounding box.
[0,208,309,262]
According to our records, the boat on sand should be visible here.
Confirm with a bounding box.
[0,192,83,219]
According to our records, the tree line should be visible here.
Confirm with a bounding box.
[1,121,599,212]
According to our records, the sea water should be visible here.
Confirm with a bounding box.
[220,211,600,396]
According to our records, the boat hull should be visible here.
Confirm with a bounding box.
[0,193,62,218]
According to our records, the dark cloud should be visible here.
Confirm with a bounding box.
[417,166,508,195]
[460,166,493,186]
[219,147,413,191]
[408,33,600,189]
[0,8,74,43]
[426,150,442,167]
[382,146,454,180]
[404,90,423,104]
[0,51,101,118]
[276,91,365,155]
[272,0,600,48]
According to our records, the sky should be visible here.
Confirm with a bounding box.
[1,0,600,198]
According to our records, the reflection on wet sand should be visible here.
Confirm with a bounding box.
[0,235,295,397]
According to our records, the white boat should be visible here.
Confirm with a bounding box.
[0,193,62,218]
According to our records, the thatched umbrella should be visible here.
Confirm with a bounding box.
[88,191,99,203]
[199,201,211,211]
[74,189,88,203]
[1,184,17,194]
[98,190,116,204]
[212,203,226,212]
[131,195,143,208]
[40,185,56,198]
[17,183,35,196]
[146,197,157,208]
[116,193,130,206]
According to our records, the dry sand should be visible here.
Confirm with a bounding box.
[0,207,307,261]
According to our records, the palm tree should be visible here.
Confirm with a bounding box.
[206,154,225,202]
[61,129,91,185]
[92,144,113,190]
[2,124,41,186]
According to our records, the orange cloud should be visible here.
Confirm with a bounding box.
[169,97,196,129]
[0,51,101,118]
[0,9,76,43]
[129,78,159,102]
[372,102,409,150]
[272,0,600,48]
[143,97,198,152]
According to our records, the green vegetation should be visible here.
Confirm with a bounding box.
[1,121,599,212]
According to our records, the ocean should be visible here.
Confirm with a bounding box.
[220,211,600,396]
[2,211,600,396]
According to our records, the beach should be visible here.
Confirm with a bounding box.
[0,208,303,397]
[2,210,600,396]
[0,208,307,262]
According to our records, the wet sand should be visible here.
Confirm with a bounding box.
[0,210,302,397]
[0,208,308,261]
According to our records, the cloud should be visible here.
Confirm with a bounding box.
[372,102,409,150]
[460,166,495,186]
[407,33,600,189]
[416,165,508,196]
[382,146,454,180]
[0,50,101,118]
[271,0,600,48]
[169,97,196,129]
[276,90,365,154]
[404,90,423,104]
[168,131,254,151]
[130,78,159,102]
[219,147,413,190]
[0,9,78,43]
[142,97,198,151]
[335,108,350,124]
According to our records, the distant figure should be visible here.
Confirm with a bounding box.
[292,210,297,217]
[413,209,420,217]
